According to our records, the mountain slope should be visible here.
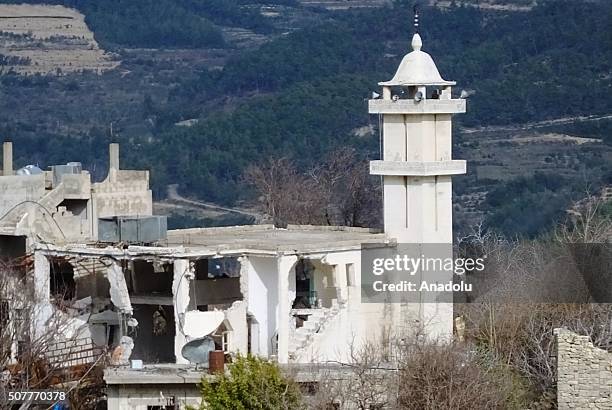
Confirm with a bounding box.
[0,0,610,236]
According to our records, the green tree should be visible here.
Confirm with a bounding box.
[193,355,303,410]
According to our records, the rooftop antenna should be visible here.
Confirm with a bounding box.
[413,3,419,34]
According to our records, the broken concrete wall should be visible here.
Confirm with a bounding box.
[225,301,248,354]
[31,248,247,365]
[106,262,132,315]
[183,310,224,339]
[38,255,129,349]
[180,306,247,355]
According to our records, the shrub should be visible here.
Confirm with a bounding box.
[193,355,303,410]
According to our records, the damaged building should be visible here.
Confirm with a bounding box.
[0,25,467,410]
[33,226,395,408]
[1,142,395,409]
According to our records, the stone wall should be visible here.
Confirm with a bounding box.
[555,328,612,409]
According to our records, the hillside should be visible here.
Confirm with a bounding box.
[0,0,320,48]
[0,0,610,236]
[0,4,117,75]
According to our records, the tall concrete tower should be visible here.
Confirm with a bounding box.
[369,20,466,337]
[369,33,465,243]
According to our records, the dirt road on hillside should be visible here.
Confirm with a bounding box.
[166,184,261,220]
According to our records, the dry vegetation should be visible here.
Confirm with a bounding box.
[0,258,106,409]
[0,4,117,75]
[288,197,612,409]
[244,147,381,228]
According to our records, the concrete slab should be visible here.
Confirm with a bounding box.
[166,224,390,255]
[104,364,213,385]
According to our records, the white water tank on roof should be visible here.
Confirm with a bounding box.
[16,164,43,175]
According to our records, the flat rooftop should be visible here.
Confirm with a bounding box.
[34,224,391,258]
[104,364,212,385]
[104,362,395,385]
[166,224,390,255]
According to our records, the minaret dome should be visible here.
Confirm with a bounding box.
[380,33,454,87]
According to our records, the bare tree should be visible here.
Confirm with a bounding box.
[244,148,382,228]
[244,157,326,227]
[309,339,398,410]
[309,147,381,228]
[397,341,518,410]
[309,332,520,410]
[556,193,612,243]
[454,202,612,404]
[0,258,106,409]
[460,302,612,400]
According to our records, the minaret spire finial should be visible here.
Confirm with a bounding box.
[411,3,422,51]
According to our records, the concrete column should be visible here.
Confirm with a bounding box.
[276,255,297,364]
[33,252,52,337]
[109,143,119,183]
[172,259,192,364]
[382,86,391,100]
[109,143,120,170]
[238,256,251,304]
[106,386,121,410]
[3,141,12,176]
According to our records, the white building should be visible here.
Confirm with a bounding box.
[1,25,465,410]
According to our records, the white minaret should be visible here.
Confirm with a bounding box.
[369,12,466,338]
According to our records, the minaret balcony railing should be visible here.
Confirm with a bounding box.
[370,160,466,176]
[368,98,466,115]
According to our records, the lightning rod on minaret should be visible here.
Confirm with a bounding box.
[413,4,419,34]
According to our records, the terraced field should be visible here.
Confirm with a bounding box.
[0,4,117,75]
